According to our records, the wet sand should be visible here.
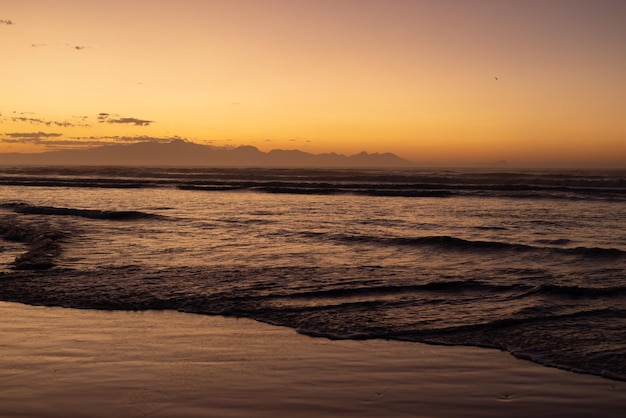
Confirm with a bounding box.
[0,301,624,418]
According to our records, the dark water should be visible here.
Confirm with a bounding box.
[1,166,625,381]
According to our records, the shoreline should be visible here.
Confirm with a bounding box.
[1,301,624,417]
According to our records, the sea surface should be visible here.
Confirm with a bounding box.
[1,166,625,380]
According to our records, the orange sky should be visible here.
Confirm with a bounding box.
[1,0,625,167]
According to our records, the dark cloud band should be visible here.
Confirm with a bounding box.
[5,132,63,140]
[1,132,182,146]
[98,113,153,126]
[12,117,89,128]
[1,132,63,144]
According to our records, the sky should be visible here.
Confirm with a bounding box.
[1,0,625,167]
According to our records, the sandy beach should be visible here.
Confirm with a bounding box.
[0,301,624,418]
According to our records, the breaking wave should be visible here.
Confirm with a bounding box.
[0,202,163,220]
[0,215,66,270]
[0,265,625,380]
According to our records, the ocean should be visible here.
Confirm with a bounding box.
[1,166,625,381]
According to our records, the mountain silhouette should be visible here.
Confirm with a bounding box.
[0,140,414,167]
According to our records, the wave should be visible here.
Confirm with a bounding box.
[324,233,531,251]
[563,246,626,258]
[0,202,162,220]
[0,201,163,268]
[272,280,530,301]
[1,264,625,380]
[318,233,626,258]
[0,216,66,270]
[525,283,626,298]
[1,167,625,201]
[275,281,626,304]
[179,183,455,197]
[535,238,572,245]
[422,308,626,335]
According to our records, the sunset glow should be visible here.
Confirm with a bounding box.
[1,0,625,167]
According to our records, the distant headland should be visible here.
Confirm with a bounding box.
[0,139,414,168]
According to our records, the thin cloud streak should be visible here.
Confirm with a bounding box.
[74,135,181,143]
[98,113,154,126]
[5,132,63,139]
[1,132,184,148]
[2,132,64,143]
[12,117,90,128]
[0,19,14,25]
[28,43,89,50]
[39,136,183,148]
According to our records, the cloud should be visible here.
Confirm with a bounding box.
[8,139,99,147]
[108,118,154,127]
[97,113,154,126]
[65,44,89,50]
[0,19,14,25]
[28,43,89,50]
[42,136,177,148]
[2,132,63,143]
[13,117,47,124]
[12,116,90,128]
[5,132,63,139]
[77,135,181,144]
[1,132,185,148]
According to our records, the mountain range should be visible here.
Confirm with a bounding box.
[0,140,414,167]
